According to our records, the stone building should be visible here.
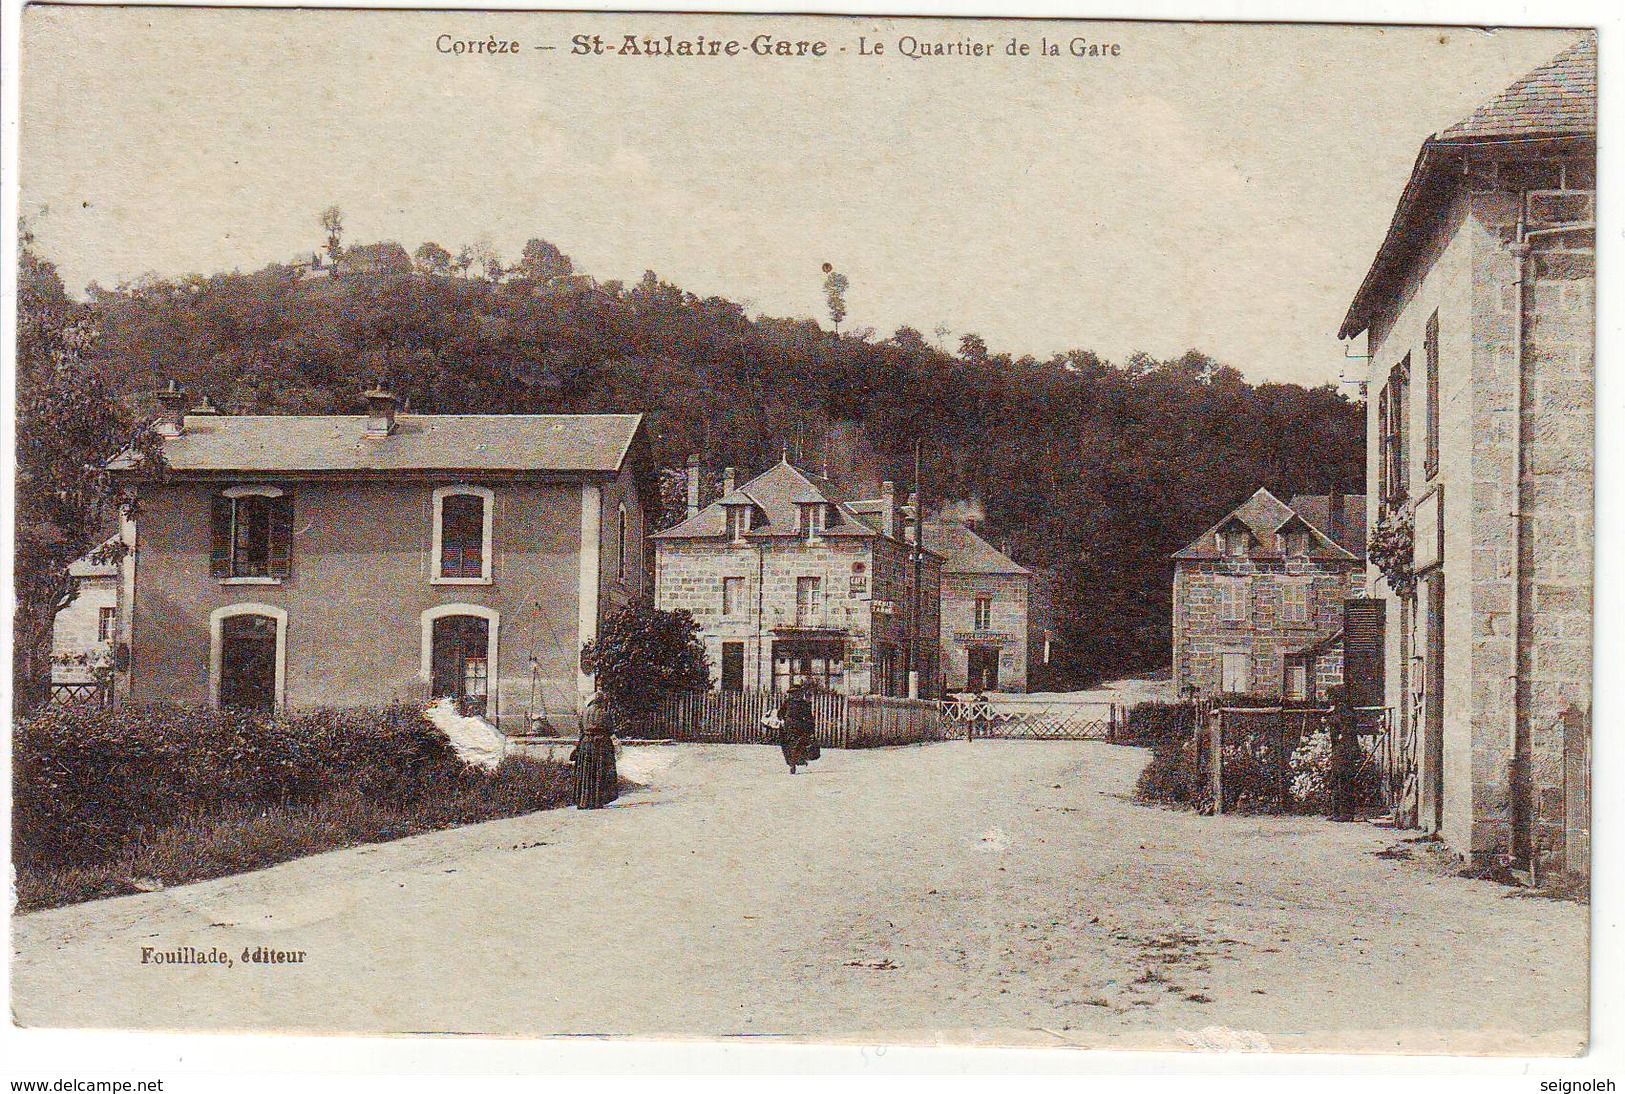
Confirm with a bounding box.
[107,388,654,734]
[1172,489,1365,701]
[920,518,1037,693]
[50,532,125,684]
[652,458,942,697]
[1338,35,1594,878]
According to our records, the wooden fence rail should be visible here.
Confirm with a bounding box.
[643,690,945,749]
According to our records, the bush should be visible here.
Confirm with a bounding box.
[12,704,572,907]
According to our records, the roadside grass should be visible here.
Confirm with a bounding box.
[13,704,572,912]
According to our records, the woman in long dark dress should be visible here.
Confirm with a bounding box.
[571,694,620,808]
[776,680,817,774]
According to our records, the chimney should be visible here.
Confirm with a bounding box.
[154,380,188,437]
[363,387,398,437]
[687,455,701,519]
[191,395,220,416]
[723,466,736,496]
[880,480,897,537]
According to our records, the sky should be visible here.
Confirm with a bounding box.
[19,10,1580,387]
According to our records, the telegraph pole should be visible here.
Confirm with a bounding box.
[909,439,925,699]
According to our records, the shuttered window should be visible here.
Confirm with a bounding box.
[440,493,486,578]
[211,491,293,580]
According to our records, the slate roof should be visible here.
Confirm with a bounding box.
[922,519,1031,576]
[1340,33,1596,339]
[653,458,887,540]
[1438,34,1596,142]
[1172,488,1360,562]
[109,414,644,476]
[1287,494,1368,560]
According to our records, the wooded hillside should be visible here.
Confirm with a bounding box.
[72,234,1365,686]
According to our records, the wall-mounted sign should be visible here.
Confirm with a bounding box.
[954,632,1010,644]
[1413,487,1444,572]
[872,599,896,615]
[850,572,869,597]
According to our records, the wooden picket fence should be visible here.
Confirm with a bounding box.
[643,690,946,749]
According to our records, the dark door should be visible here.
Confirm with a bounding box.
[721,642,745,692]
[967,647,999,691]
[219,613,278,711]
[431,615,490,717]
[1422,573,1446,831]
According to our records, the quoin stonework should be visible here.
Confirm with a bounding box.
[1339,34,1594,879]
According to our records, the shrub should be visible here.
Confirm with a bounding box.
[12,704,568,877]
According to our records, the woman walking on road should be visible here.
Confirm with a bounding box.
[774,678,819,775]
[571,693,620,808]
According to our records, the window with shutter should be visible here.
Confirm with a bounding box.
[214,489,292,580]
[211,495,234,578]
[432,486,494,583]
[267,495,294,579]
[441,494,485,578]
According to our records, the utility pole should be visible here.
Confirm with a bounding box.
[909,438,924,700]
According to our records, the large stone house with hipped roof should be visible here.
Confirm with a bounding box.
[107,387,654,734]
[1172,488,1365,701]
[653,457,942,697]
[1339,34,1594,878]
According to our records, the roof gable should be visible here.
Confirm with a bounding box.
[922,519,1031,576]
[1174,488,1360,562]
[653,458,884,540]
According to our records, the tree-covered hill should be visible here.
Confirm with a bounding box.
[73,233,1365,687]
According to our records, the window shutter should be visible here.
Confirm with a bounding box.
[211,495,234,578]
[268,494,294,579]
[1343,597,1387,708]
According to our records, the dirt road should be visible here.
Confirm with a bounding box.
[11,741,1587,1052]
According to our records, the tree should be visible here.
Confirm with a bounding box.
[580,597,711,733]
[319,206,345,265]
[13,227,159,712]
[821,262,849,331]
[517,238,574,285]
[414,241,453,276]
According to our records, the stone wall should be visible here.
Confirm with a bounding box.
[654,533,941,696]
[1172,557,1357,699]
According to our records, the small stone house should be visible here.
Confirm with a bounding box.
[652,458,942,697]
[107,387,654,734]
[1171,489,1366,701]
[50,533,125,683]
[1338,35,1594,877]
[921,518,1036,693]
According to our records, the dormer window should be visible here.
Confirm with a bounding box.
[800,503,828,541]
[726,505,752,543]
[1283,530,1310,557]
[1221,527,1251,557]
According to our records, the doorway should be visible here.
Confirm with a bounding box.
[720,642,745,692]
[431,614,491,717]
[1420,573,1446,832]
[219,612,280,711]
[967,647,1000,692]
